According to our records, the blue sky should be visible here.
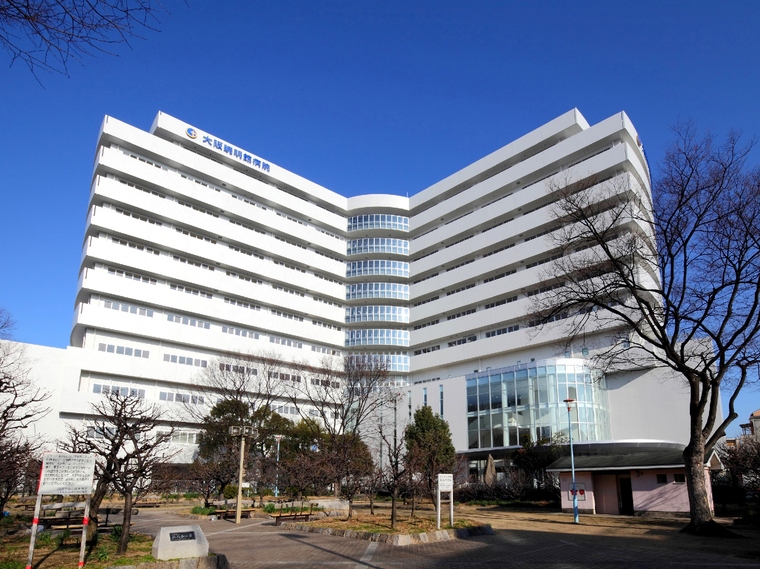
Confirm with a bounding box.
[1,1,758,432]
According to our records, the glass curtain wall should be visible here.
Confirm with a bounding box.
[466,359,610,449]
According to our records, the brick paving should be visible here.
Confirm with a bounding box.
[126,508,760,569]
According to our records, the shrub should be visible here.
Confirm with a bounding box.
[95,546,110,562]
[183,492,200,500]
[263,503,276,514]
[0,561,25,569]
[56,529,72,547]
[191,506,216,515]
[223,485,237,500]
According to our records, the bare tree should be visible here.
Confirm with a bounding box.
[0,0,166,76]
[717,438,760,496]
[0,437,41,512]
[62,391,176,552]
[0,308,49,513]
[184,350,287,424]
[531,124,760,533]
[289,356,394,516]
[0,309,49,440]
[377,399,407,528]
[291,356,394,443]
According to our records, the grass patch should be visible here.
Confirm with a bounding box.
[1,530,154,569]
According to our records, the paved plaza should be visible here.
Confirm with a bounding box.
[126,507,760,569]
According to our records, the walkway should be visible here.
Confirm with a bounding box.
[127,508,760,569]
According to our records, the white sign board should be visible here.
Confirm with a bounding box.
[38,453,96,495]
[438,473,453,492]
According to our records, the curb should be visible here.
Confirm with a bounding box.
[277,523,494,546]
[105,553,229,569]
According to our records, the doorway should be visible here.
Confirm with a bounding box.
[618,476,634,515]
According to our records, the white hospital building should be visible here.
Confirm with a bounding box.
[18,109,693,467]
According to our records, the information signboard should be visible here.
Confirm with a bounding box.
[436,473,454,529]
[27,453,97,569]
[39,453,96,495]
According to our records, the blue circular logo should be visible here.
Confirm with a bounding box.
[186,128,197,139]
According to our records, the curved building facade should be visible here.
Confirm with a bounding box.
[46,107,693,459]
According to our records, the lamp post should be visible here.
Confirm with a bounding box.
[563,398,579,524]
[229,425,257,524]
[274,434,283,498]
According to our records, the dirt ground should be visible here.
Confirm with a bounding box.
[454,504,760,560]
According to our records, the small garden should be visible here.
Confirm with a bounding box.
[0,516,154,569]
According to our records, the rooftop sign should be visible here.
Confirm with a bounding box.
[185,127,272,174]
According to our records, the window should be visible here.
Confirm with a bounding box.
[167,313,211,329]
[162,353,208,368]
[97,343,149,358]
[103,299,153,317]
[222,325,259,339]
[170,283,213,299]
[107,266,156,285]
[656,474,668,484]
[270,336,303,349]
[159,392,203,406]
[673,473,686,484]
[92,383,144,399]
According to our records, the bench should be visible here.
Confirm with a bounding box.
[274,513,312,526]
[134,500,163,508]
[41,513,86,530]
[218,508,257,519]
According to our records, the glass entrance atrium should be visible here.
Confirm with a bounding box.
[466,359,611,449]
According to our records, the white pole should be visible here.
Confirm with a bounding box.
[564,398,579,524]
[449,490,454,527]
[78,496,91,567]
[274,435,282,498]
[436,485,441,529]
[236,435,245,524]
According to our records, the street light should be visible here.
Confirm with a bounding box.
[228,425,257,524]
[563,398,579,524]
[274,434,283,498]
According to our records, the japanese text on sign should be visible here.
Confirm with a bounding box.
[169,531,196,542]
[38,453,96,495]
[185,127,271,173]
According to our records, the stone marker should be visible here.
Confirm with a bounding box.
[152,525,209,560]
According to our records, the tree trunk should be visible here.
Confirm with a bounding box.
[86,482,110,540]
[390,488,398,529]
[683,436,714,532]
[118,493,133,554]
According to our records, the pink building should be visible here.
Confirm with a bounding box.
[548,445,722,516]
